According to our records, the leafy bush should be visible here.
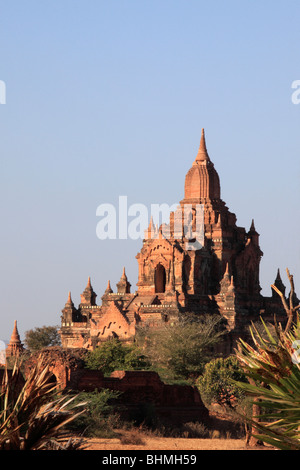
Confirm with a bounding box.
[137,314,226,381]
[68,389,121,438]
[84,338,150,375]
[196,356,247,408]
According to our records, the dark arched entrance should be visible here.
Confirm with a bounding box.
[155,263,166,293]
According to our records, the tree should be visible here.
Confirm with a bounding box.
[138,313,227,381]
[24,326,61,352]
[85,338,150,375]
[196,356,247,408]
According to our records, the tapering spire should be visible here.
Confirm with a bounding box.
[249,219,256,232]
[66,291,74,305]
[6,320,24,358]
[10,320,21,343]
[105,280,113,294]
[117,267,131,294]
[224,262,230,277]
[195,128,210,163]
[273,268,286,297]
[148,216,154,237]
[80,276,97,306]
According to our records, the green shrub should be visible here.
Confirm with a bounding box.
[68,389,121,438]
[196,356,247,408]
[137,314,226,381]
[84,339,150,375]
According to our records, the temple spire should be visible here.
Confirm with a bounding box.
[249,219,256,232]
[105,280,113,294]
[195,128,210,163]
[276,268,281,281]
[6,320,24,358]
[66,291,73,305]
[80,276,97,306]
[224,262,230,277]
[273,268,286,298]
[117,267,131,294]
[10,320,21,343]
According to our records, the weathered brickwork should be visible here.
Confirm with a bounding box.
[23,348,209,424]
[59,130,288,352]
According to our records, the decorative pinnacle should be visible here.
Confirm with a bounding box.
[249,219,256,231]
[195,128,210,163]
[67,291,72,303]
[224,262,230,276]
[228,276,235,291]
[105,280,113,293]
[10,320,21,343]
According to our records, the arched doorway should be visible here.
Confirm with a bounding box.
[155,263,166,293]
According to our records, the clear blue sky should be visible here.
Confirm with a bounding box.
[0,0,299,341]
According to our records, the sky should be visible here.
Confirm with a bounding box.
[0,0,299,342]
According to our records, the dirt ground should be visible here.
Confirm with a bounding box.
[75,410,275,451]
[81,435,249,451]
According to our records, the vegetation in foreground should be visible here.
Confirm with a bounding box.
[2,269,300,450]
[0,358,85,450]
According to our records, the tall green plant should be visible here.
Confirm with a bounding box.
[235,317,300,450]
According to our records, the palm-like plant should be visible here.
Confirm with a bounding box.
[236,318,300,449]
[0,357,86,450]
[235,269,300,450]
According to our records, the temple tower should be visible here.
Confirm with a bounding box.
[6,320,24,358]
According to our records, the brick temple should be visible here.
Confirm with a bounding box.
[60,129,287,353]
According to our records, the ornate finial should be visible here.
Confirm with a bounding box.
[10,320,21,343]
[117,267,131,294]
[6,320,24,358]
[250,219,256,231]
[105,280,113,293]
[145,216,155,239]
[195,128,210,163]
[66,291,74,305]
[228,276,235,291]
[224,262,229,276]
[80,276,97,306]
[276,268,281,281]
